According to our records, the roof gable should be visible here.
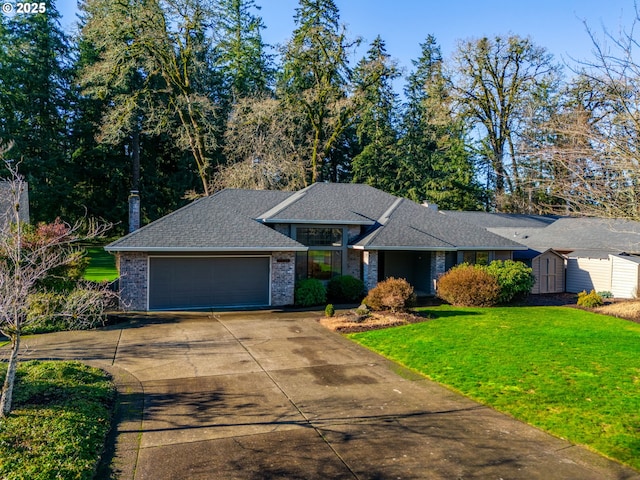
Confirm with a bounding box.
[259,183,397,225]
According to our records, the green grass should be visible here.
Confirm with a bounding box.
[0,361,115,480]
[83,247,118,282]
[348,305,640,471]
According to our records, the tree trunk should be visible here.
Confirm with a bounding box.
[0,332,20,417]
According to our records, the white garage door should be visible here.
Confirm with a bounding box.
[149,256,270,310]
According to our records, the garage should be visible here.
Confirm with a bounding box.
[148,256,271,310]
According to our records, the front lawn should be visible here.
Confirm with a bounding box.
[0,361,115,480]
[84,247,118,282]
[348,305,640,471]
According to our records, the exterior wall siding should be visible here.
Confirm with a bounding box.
[271,252,295,306]
[566,257,611,293]
[610,256,640,299]
[117,252,148,311]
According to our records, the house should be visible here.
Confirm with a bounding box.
[443,212,640,298]
[106,183,525,311]
[0,180,29,227]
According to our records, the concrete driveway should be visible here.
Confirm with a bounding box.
[12,310,640,479]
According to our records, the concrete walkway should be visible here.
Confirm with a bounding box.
[10,311,640,479]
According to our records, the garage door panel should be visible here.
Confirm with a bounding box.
[149,257,270,310]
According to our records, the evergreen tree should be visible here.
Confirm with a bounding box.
[278,0,357,183]
[78,0,221,196]
[398,36,482,210]
[351,36,401,192]
[215,0,272,102]
[0,0,73,221]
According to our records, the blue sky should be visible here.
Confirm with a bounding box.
[58,0,634,76]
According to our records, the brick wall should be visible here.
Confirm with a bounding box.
[117,252,148,311]
[430,251,446,295]
[347,249,361,278]
[271,252,295,306]
[363,250,379,291]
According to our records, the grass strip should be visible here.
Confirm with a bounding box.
[0,361,115,480]
[348,305,640,471]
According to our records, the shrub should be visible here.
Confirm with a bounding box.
[485,260,535,303]
[25,286,116,334]
[363,277,416,312]
[577,290,604,308]
[437,265,501,306]
[327,275,365,303]
[597,291,613,299]
[294,279,326,307]
[325,304,335,317]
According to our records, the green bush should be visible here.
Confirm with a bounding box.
[327,275,365,303]
[363,277,416,312]
[577,290,604,307]
[436,264,501,306]
[485,260,535,303]
[294,279,326,307]
[325,304,335,317]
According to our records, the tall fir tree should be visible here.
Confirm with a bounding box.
[215,0,272,102]
[398,35,482,210]
[278,0,357,183]
[351,36,401,192]
[0,0,73,221]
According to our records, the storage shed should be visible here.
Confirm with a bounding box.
[610,254,640,299]
[531,249,565,294]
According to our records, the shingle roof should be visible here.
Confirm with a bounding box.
[353,199,525,250]
[488,217,640,253]
[442,211,558,228]
[258,183,396,224]
[107,184,527,252]
[106,189,305,252]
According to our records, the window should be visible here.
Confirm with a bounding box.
[296,250,342,280]
[463,251,490,265]
[296,227,343,247]
[294,226,345,280]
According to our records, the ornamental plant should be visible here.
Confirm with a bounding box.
[327,275,365,303]
[436,265,501,306]
[363,277,416,312]
[294,279,326,307]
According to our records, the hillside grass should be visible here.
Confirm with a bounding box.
[348,305,640,471]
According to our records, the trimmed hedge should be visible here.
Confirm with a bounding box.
[294,279,326,307]
[327,275,365,303]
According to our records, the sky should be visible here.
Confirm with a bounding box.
[56,0,635,79]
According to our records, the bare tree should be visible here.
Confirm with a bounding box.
[212,96,307,191]
[0,159,114,417]
[526,9,640,219]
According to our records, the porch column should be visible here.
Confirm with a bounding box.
[363,250,379,292]
[431,251,447,294]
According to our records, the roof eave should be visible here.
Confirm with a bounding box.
[105,246,308,253]
[350,245,527,251]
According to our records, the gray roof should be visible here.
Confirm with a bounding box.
[259,183,396,225]
[106,189,305,252]
[442,211,558,228]
[107,183,528,253]
[488,217,640,254]
[353,199,525,250]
